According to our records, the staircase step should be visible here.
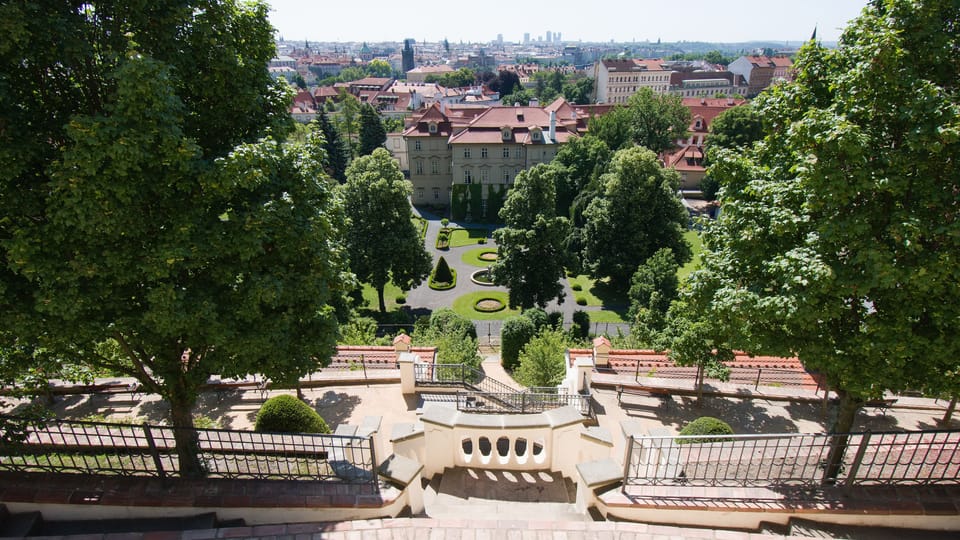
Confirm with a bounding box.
[0,511,42,538]
[786,517,959,539]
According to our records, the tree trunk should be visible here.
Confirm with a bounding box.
[377,284,387,313]
[695,363,705,407]
[822,389,862,484]
[940,396,957,427]
[168,389,205,479]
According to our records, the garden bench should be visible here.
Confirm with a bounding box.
[616,385,670,408]
[864,398,897,416]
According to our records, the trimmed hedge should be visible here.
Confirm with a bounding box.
[254,395,330,434]
[429,256,457,290]
[678,416,734,444]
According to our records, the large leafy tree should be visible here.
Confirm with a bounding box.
[0,0,350,477]
[690,0,960,480]
[704,103,763,157]
[358,104,387,156]
[581,147,691,290]
[625,88,692,154]
[491,165,571,310]
[627,247,680,340]
[341,148,432,313]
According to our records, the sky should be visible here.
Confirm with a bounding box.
[267,0,869,45]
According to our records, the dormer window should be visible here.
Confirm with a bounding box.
[694,118,703,130]
[530,128,542,142]
[428,122,438,134]
[501,127,512,141]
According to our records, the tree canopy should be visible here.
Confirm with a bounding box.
[590,89,691,154]
[491,165,571,310]
[581,147,691,289]
[341,148,432,313]
[358,104,387,156]
[0,0,349,477]
[315,108,350,182]
[689,0,960,476]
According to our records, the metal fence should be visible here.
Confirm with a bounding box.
[623,429,960,489]
[322,351,400,380]
[0,416,378,486]
[457,390,591,416]
[614,363,822,391]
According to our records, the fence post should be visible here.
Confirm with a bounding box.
[635,359,641,382]
[521,392,527,413]
[755,368,762,390]
[361,354,367,379]
[843,431,872,494]
[621,435,635,494]
[367,435,379,491]
[142,423,166,480]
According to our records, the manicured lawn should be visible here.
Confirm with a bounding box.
[461,246,499,267]
[451,291,520,320]
[586,309,627,323]
[448,227,489,248]
[678,229,703,283]
[412,216,427,240]
[359,281,406,313]
[567,274,628,323]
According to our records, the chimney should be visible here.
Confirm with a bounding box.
[549,111,556,141]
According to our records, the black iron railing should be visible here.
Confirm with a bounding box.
[457,390,590,416]
[0,416,378,486]
[623,429,960,489]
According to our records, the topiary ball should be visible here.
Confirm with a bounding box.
[678,416,734,444]
[255,394,330,434]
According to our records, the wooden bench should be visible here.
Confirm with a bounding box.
[205,376,268,402]
[616,385,670,408]
[864,398,897,416]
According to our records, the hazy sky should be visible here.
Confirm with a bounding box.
[267,0,869,44]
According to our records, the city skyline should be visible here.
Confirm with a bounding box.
[267,0,868,45]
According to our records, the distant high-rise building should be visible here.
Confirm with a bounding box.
[524,33,530,44]
[556,32,562,43]
[497,33,503,44]
[402,38,415,73]
[546,31,552,43]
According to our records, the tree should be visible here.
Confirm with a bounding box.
[341,148,432,313]
[0,0,349,478]
[627,248,679,339]
[501,316,537,371]
[588,105,634,151]
[491,165,571,309]
[315,108,350,182]
[552,135,612,220]
[366,59,393,78]
[489,70,520,97]
[412,309,481,368]
[336,89,360,156]
[625,88,691,154]
[704,103,763,159]
[500,89,534,106]
[689,0,960,481]
[563,77,594,105]
[581,147,691,290]
[514,330,571,388]
[358,104,387,156]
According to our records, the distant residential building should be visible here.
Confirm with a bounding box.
[668,71,747,98]
[728,55,793,97]
[403,98,613,218]
[661,97,747,191]
[593,59,672,104]
[406,64,454,83]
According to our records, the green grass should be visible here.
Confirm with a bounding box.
[586,310,627,323]
[451,291,520,320]
[461,247,499,267]
[567,274,628,324]
[412,216,427,240]
[448,228,489,248]
[358,282,406,313]
[678,229,704,283]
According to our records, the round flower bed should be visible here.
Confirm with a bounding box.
[474,297,505,313]
[478,250,498,262]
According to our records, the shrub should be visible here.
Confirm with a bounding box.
[522,308,548,331]
[576,296,587,306]
[515,329,572,388]
[571,310,591,340]
[501,315,536,371]
[255,395,330,434]
[572,283,583,291]
[677,416,734,444]
[440,218,449,228]
[428,308,477,339]
[395,294,406,304]
[547,311,563,329]
[434,256,453,283]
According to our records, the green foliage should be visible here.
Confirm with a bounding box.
[342,148,432,312]
[430,256,456,289]
[571,310,591,341]
[581,147,691,290]
[699,175,720,201]
[588,90,690,154]
[358,104,387,156]
[0,2,347,477]
[451,185,469,220]
[690,1,960,450]
[413,308,481,368]
[522,308,549,332]
[484,184,507,223]
[426,67,477,88]
[491,165,571,309]
[451,291,520,321]
[627,248,680,341]
[515,330,572,388]
[467,184,483,221]
[705,103,762,156]
[315,109,351,182]
[501,316,537,371]
[500,89,534,106]
[678,417,734,444]
[255,395,330,434]
[339,316,379,346]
